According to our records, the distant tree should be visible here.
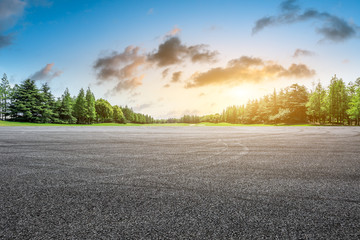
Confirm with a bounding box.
[73,88,87,124]
[347,79,360,125]
[0,73,11,120]
[306,81,328,124]
[121,106,135,122]
[113,105,125,123]
[245,100,259,123]
[285,84,308,123]
[258,95,272,123]
[328,75,348,124]
[9,79,42,122]
[39,83,57,123]
[85,88,96,124]
[269,108,291,123]
[58,88,76,124]
[271,88,278,116]
[95,98,113,122]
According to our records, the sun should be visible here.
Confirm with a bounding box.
[228,86,254,100]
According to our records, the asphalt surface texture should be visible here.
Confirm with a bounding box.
[0,126,359,239]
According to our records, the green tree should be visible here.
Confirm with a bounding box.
[306,82,328,124]
[85,88,96,124]
[328,75,348,124]
[347,79,360,125]
[9,79,42,122]
[284,84,308,123]
[121,106,135,123]
[1,73,12,120]
[95,98,113,122]
[39,83,57,123]
[73,88,87,124]
[58,88,76,124]
[113,105,125,123]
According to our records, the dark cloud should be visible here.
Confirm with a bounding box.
[252,0,358,42]
[189,44,218,63]
[148,37,218,67]
[94,46,147,92]
[279,63,316,78]
[148,37,182,66]
[94,34,218,92]
[252,17,276,34]
[293,48,315,57]
[280,0,300,12]
[0,34,12,48]
[171,71,182,83]
[30,63,62,81]
[113,75,143,92]
[0,0,26,48]
[186,56,315,88]
[0,0,52,49]
[0,0,26,30]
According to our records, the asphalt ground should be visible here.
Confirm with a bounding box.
[0,126,359,239]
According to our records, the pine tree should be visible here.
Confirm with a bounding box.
[306,82,327,124]
[85,88,96,124]
[40,83,57,123]
[347,79,360,125]
[328,75,348,124]
[1,73,11,120]
[73,88,87,124]
[9,79,42,122]
[58,88,76,124]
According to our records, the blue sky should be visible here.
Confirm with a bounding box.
[1,0,360,118]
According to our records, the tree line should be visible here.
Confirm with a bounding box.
[0,74,155,124]
[169,75,360,125]
[1,74,360,125]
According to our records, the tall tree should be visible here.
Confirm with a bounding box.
[85,88,96,124]
[1,73,11,120]
[271,88,278,115]
[328,75,348,124]
[73,88,87,124]
[95,98,113,122]
[39,83,56,123]
[306,82,327,124]
[347,78,360,125]
[113,105,125,123]
[9,79,42,122]
[121,106,135,123]
[58,88,76,124]
[285,84,308,123]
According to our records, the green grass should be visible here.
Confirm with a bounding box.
[193,122,315,127]
[0,120,318,127]
[0,121,190,127]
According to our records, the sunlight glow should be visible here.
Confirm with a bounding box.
[228,86,255,100]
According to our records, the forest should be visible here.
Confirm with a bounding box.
[166,75,360,125]
[1,73,360,125]
[0,74,154,124]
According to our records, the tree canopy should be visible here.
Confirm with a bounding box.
[1,73,360,125]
